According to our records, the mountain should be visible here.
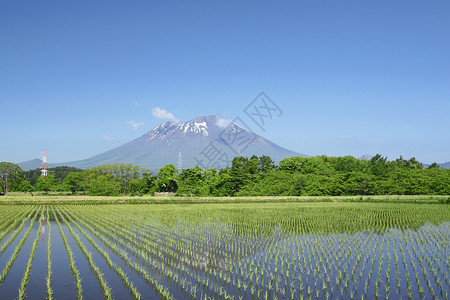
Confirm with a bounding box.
[18,158,43,171]
[20,115,304,171]
[440,162,450,169]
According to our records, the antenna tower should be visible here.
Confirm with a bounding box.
[178,152,182,172]
[41,149,48,177]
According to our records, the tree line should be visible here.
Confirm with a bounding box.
[1,154,449,196]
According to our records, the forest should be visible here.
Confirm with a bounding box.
[1,154,450,197]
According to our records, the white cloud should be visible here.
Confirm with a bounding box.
[152,107,179,122]
[133,100,140,107]
[216,117,231,128]
[126,120,146,130]
[102,135,116,141]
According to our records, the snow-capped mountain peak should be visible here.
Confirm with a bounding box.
[31,115,303,170]
[146,115,236,142]
[180,121,208,135]
[145,118,213,142]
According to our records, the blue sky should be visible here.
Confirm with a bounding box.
[1,1,449,165]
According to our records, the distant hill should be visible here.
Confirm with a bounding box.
[19,115,305,171]
[18,158,42,171]
[440,161,450,169]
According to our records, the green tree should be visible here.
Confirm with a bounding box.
[279,156,333,175]
[24,166,83,186]
[63,172,85,195]
[329,156,366,173]
[0,162,24,195]
[226,157,259,195]
[177,166,214,196]
[237,170,297,196]
[85,175,121,196]
[127,178,146,195]
[392,156,423,170]
[156,164,178,192]
[213,168,235,196]
[279,156,308,173]
[17,180,34,195]
[368,154,388,176]
[35,174,57,194]
[258,155,275,173]
[428,162,439,169]
[340,172,378,195]
[86,163,145,193]
[140,172,157,194]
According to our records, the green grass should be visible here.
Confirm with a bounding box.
[1,192,449,205]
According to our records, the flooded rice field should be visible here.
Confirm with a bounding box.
[0,202,448,299]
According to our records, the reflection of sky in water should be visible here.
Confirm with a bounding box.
[137,220,449,300]
[4,209,445,300]
[238,222,449,300]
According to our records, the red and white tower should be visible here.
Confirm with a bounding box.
[41,149,48,177]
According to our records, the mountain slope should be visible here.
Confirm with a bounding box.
[17,158,42,171]
[440,161,450,169]
[42,115,304,171]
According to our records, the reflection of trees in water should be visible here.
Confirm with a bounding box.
[130,219,286,275]
[128,215,449,300]
[148,204,450,239]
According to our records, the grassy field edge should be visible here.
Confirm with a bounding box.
[0,193,449,205]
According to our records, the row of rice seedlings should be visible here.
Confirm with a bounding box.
[117,210,299,299]
[86,208,203,285]
[77,208,176,299]
[55,209,113,300]
[66,207,175,300]
[46,206,53,300]
[79,207,179,299]
[88,208,240,273]
[167,207,442,299]
[54,208,83,300]
[62,204,449,300]
[0,206,31,239]
[80,206,287,299]
[220,209,434,298]
[0,205,23,225]
[0,206,38,287]
[59,207,142,299]
[76,206,350,299]
[18,206,44,299]
[136,213,307,298]
[424,226,449,297]
[0,207,36,255]
[409,224,449,298]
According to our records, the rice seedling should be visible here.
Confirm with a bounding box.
[54,209,83,300]
[0,202,447,299]
[46,206,53,300]
[59,207,142,299]
[18,207,44,299]
[56,209,112,299]
[0,207,38,287]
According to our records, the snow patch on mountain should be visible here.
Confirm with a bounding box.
[20,115,304,171]
[146,119,211,142]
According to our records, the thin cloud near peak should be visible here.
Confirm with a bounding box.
[152,107,179,123]
[102,135,116,141]
[126,120,146,130]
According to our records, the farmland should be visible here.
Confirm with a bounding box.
[0,202,448,299]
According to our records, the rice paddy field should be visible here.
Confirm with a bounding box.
[0,202,448,300]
